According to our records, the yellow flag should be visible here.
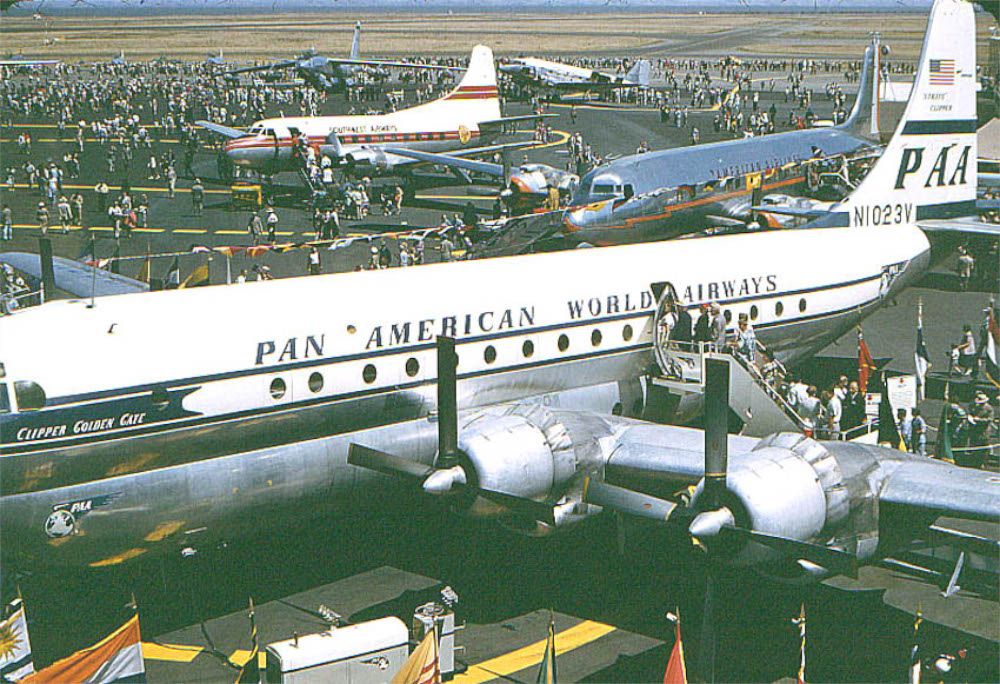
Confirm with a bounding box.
[392,628,439,684]
[180,261,210,288]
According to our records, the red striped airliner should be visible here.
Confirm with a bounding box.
[199,45,532,175]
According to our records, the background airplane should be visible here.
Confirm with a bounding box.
[500,56,652,91]
[200,45,544,177]
[226,22,460,94]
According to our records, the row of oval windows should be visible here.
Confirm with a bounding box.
[267,298,811,399]
[268,324,637,399]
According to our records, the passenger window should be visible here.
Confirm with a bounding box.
[484,346,497,364]
[591,329,603,347]
[269,378,286,400]
[362,364,377,384]
[522,340,534,358]
[799,298,807,313]
[308,372,324,393]
[557,334,570,352]
[405,358,419,377]
[775,301,784,317]
[0,383,9,414]
[14,380,46,411]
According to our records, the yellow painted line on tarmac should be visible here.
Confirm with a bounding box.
[416,194,497,201]
[173,228,208,234]
[453,620,616,684]
[8,183,230,195]
[1,138,183,144]
[215,230,247,235]
[524,128,571,150]
[141,642,203,663]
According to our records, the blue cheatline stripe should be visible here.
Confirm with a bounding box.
[916,200,978,219]
[44,272,883,409]
[901,119,977,135]
[3,285,892,459]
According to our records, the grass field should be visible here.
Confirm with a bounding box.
[0,11,993,63]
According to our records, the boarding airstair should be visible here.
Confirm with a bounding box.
[646,282,808,438]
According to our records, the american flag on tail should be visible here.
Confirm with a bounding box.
[928,59,955,86]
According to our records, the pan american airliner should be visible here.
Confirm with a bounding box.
[0,0,993,585]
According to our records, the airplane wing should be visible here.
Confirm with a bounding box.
[383,148,505,178]
[751,205,831,220]
[879,459,1000,523]
[325,58,461,71]
[195,121,246,139]
[383,140,536,174]
[479,114,558,130]
[0,59,60,67]
[227,60,298,75]
[917,217,1000,237]
[0,252,149,298]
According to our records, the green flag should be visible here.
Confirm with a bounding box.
[936,399,954,463]
[536,613,557,684]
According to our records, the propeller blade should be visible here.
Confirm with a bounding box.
[436,336,459,465]
[703,358,730,508]
[583,478,684,523]
[347,444,435,481]
[478,488,556,526]
[719,526,858,579]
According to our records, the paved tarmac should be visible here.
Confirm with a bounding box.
[2,63,997,684]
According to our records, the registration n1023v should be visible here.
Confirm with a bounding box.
[851,203,914,227]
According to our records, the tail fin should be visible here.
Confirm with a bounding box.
[834,0,976,228]
[624,59,651,87]
[350,21,361,60]
[839,40,875,138]
[454,45,498,92]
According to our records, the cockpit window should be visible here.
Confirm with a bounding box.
[14,380,45,411]
[592,184,616,195]
[263,128,275,137]
[0,384,9,414]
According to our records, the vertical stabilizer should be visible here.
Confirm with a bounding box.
[350,22,361,60]
[840,40,875,138]
[834,0,976,227]
[625,59,651,87]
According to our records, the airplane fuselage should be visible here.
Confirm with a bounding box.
[0,224,930,568]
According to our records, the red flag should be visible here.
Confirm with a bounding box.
[858,330,876,393]
[664,621,687,684]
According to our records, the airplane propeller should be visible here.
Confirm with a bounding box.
[347,336,555,525]
[583,358,856,682]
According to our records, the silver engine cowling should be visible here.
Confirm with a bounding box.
[345,147,389,171]
[454,404,612,534]
[692,433,860,571]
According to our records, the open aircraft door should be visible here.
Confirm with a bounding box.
[651,281,680,374]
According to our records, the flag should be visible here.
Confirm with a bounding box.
[928,58,955,86]
[914,312,931,401]
[391,624,439,684]
[936,397,954,463]
[179,261,210,289]
[137,255,150,285]
[164,257,180,290]
[663,616,686,684]
[791,604,806,684]
[858,329,876,394]
[876,373,905,450]
[234,599,260,684]
[0,597,34,683]
[908,610,923,684]
[981,304,999,389]
[537,613,557,684]
[20,614,143,684]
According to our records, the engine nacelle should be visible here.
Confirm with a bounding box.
[345,147,389,171]
[455,405,610,534]
[692,434,859,570]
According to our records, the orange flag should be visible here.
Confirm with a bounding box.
[663,620,687,684]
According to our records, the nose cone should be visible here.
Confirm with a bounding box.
[688,507,735,540]
[224,137,255,166]
[563,199,611,232]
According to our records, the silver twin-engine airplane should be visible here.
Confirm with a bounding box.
[0,0,994,578]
